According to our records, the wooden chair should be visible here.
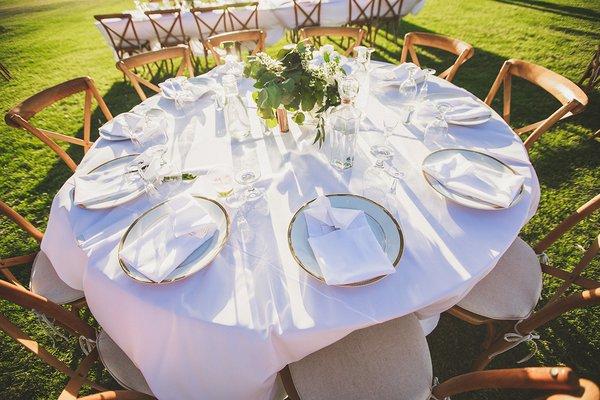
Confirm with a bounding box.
[0,199,84,306]
[484,59,589,150]
[116,45,194,101]
[299,26,364,57]
[449,194,600,370]
[290,0,322,43]
[0,279,155,399]
[226,1,259,31]
[190,5,229,68]
[579,45,599,93]
[373,0,404,41]
[145,9,188,49]
[346,0,377,43]
[400,32,474,82]
[94,14,149,60]
[4,77,113,172]
[205,29,266,65]
[279,314,598,400]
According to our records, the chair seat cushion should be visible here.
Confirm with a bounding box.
[288,314,433,400]
[29,251,84,305]
[458,237,543,320]
[97,330,154,396]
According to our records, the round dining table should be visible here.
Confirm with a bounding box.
[41,61,540,400]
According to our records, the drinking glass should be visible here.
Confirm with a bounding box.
[131,108,168,148]
[424,102,453,148]
[399,65,418,124]
[208,166,234,198]
[364,133,394,186]
[235,165,263,201]
[383,116,399,141]
[418,68,436,101]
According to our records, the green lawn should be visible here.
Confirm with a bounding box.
[0,0,598,398]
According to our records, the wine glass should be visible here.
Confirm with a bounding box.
[418,68,436,101]
[131,108,168,149]
[208,166,234,198]
[235,165,263,201]
[399,65,418,124]
[383,116,399,141]
[364,133,395,186]
[424,102,453,148]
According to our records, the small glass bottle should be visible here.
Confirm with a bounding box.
[222,74,251,140]
[328,76,362,170]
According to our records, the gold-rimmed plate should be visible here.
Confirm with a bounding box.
[287,194,404,287]
[117,195,230,284]
[422,148,524,210]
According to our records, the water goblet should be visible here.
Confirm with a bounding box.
[383,116,399,141]
[399,65,418,124]
[418,68,436,101]
[424,102,453,148]
[364,133,395,186]
[234,165,263,201]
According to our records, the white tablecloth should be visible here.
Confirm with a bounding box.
[42,62,539,400]
[95,0,426,52]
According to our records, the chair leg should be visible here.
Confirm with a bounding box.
[482,321,497,349]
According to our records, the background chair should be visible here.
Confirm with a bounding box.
[4,76,112,171]
[280,315,598,400]
[191,5,229,68]
[374,0,405,42]
[117,45,194,101]
[145,9,188,49]
[0,279,155,399]
[226,1,259,31]
[346,0,377,43]
[400,31,474,82]
[299,26,364,56]
[449,194,600,369]
[94,14,149,61]
[579,45,599,93]
[206,29,266,65]
[291,0,322,43]
[0,199,84,307]
[484,59,588,150]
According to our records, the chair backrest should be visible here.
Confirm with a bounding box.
[376,0,405,20]
[145,9,188,48]
[94,13,147,60]
[299,26,364,56]
[116,45,194,101]
[0,200,43,287]
[347,0,377,25]
[4,77,113,172]
[432,367,598,400]
[484,59,589,150]
[206,29,266,65]
[293,0,322,30]
[191,5,228,43]
[226,1,259,31]
[0,278,106,397]
[400,31,474,82]
[532,194,600,303]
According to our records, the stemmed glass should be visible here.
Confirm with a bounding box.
[234,164,263,202]
[130,108,168,149]
[383,116,399,141]
[418,68,436,101]
[424,102,453,148]
[364,133,395,186]
[399,65,418,124]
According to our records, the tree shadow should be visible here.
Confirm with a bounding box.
[492,0,600,22]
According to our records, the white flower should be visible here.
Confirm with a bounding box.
[319,44,335,58]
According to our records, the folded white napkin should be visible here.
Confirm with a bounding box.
[74,164,145,206]
[423,153,525,208]
[432,96,491,124]
[304,196,395,285]
[99,112,149,140]
[373,63,425,86]
[119,194,217,282]
[159,77,208,103]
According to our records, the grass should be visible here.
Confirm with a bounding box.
[0,0,598,398]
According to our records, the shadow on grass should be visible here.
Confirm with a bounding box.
[493,0,600,22]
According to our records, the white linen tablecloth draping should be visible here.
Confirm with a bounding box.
[95,0,426,56]
[42,61,539,400]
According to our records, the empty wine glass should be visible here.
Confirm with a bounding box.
[385,164,405,194]
[364,133,395,186]
[131,108,168,149]
[418,68,436,101]
[235,165,263,201]
[424,102,453,148]
[399,65,418,124]
[383,116,399,141]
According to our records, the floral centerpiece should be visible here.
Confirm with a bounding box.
[243,41,348,144]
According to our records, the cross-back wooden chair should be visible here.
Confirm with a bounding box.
[579,45,599,93]
[0,199,85,307]
[279,314,598,400]
[94,14,149,61]
[449,194,600,370]
[0,279,155,399]
[484,59,589,151]
[190,5,229,68]
[145,9,188,49]
[4,77,113,172]
[116,45,194,101]
[206,29,266,65]
[290,0,322,43]
[400,32,474,83]
[226,1,259,31]
[373,0,404,41]
[346,0,377,43]
[299,26,364,57]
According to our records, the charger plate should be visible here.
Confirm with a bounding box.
[118,195,230,284]
[422,148,524,211]
[287,194,404,287]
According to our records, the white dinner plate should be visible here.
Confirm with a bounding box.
[73,154,146,210]
[287,194,404,287]
[422,148,524,211]
[118,195,230,284]
[424,92,492,126]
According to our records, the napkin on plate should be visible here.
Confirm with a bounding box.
[423,153,525,208]
[119,194,217,282]
[73,163,145,206]
[432,95,491,124]
[159,76,209,103]
[304,196,396,285]
[373,62,425,86]
[99,112,149,141]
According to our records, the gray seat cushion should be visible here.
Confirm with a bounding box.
[97,330,154,396]
[288,314,433,400]
[29,251,84,305]
[458,237,543,320]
